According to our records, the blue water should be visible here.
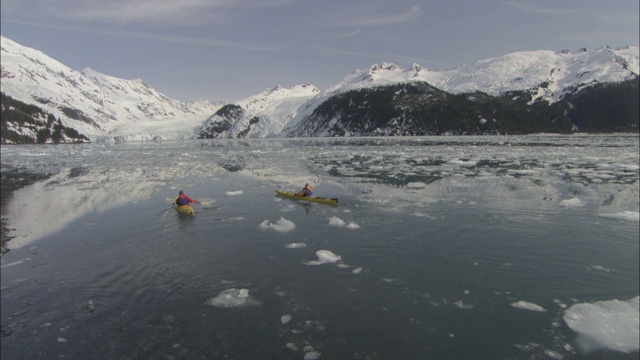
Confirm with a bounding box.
[1,135,638,359]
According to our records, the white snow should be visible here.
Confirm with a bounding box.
[1,36,221,141]
[563,296,639,354]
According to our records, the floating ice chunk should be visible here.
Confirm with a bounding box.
[513,342,541,351]
[304,350,321,360]
[303,250,341,265]
[286,242,306,249]
[352,267,363,274]
[328,216,346,227]
[544,350,564,359]
[510,300,547,312]
[329,216,360,229]
[559,198,584,208]
[205,288,261,308]
[407,182,427,189]
[454,300,474,309]
[281,314,292,324]
[563,296,639,354]
[259,217,296,232]
[598,211,639,222]
[226,190,243,196]
[588,265,611,272]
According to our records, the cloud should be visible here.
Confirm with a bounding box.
[3,19,283,53]
[4,0,297,24]
[502,1,584,15]
[334,5,422,27]
[333,28,361,39]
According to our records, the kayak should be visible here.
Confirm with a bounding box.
[173,198,195,216]
[175,203,195,216]
[274,190,338,206]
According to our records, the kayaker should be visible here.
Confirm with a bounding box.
[176,190,198,206]
[297,183,312,197]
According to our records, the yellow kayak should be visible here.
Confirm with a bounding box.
[173,198,195,216]
[274,190,338,206]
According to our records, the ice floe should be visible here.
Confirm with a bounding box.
[205,288,261,308]
[280,314,292,324]
[286,242,307,249]
[563,296,639,354]
[259,217,296,232]
[328,216,346,227]
[510,300,547,312]
[598,211,639,222]
[454,300,474,309]
[303,250,341,265]
[328,216,360,229]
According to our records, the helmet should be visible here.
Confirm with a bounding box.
[179,191,184,195]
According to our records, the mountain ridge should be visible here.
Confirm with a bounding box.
[1,35,638,142]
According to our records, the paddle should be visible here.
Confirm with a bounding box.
[166,197,214,206]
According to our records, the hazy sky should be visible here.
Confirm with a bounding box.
[1,0,638,102]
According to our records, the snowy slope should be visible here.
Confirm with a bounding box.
[331,46,638,100]
[231,83,319,137]
[2,35,637,140]
[283,46,638,134]
[1,36,221,141]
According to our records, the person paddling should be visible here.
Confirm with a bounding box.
[176,190,198,206]
[297,183,312,197]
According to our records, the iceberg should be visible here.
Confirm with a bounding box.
[563,296,639,354]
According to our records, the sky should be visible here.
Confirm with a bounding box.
[1,0,638,103]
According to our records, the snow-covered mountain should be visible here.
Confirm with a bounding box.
[1,35,638,141]
[1,36,222,141]
[281,46,638,135]
[197,83,319,139]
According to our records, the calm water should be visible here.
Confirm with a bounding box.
[1,135,638,359]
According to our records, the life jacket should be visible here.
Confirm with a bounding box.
[176,194,189,206]
[301,186,312,197]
